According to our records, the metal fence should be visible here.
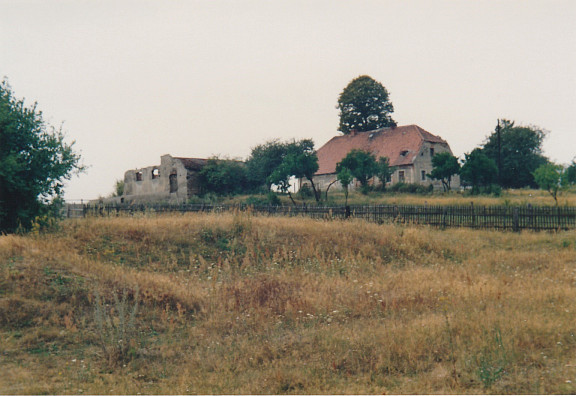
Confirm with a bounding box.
[66,202,576,231]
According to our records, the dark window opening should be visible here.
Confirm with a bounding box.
[430,148,435,157]
[421,170,427,181]
[152,168,160,179]
[398,170,405,183]
[400,150,409,156]
[169,173,178,193]
[136,171,143,182]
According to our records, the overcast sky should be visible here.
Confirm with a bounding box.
[1,0,575,200]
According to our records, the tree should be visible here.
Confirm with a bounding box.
[337,75,396,134]
[482,119,548,188]
[428,152,460,192]
[336,166,353,206]
[565,159,576,185]
[460,148,497,194]
[111,179,124,197]
[336,149,379,194]
[284,139,320,202]
[267,139,320,204]
[375,156,394,191]
[245,140,287,191]
[533,163,567,206]
[0,79,83,232]
[267,160,296,205]
[199,157,249,195]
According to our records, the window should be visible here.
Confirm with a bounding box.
[400,150,409,156]
[169,173,178,193]
[152,168,160,179]
[398,170,405,183]
[135,171,143,182]
[430,147,435,157]
[421,170,427,181]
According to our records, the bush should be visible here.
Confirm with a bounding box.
[298,184,314,199]
[388,183,433,194]
[244,195,270,206]
[463,184,502,197]
[199,157,251,195]
[267,192,281,206]
[188,192,221,204]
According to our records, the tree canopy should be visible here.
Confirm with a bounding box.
[459,148,497,194]
[0,79,83,232]
[199,157,250,195]
[336,149,379,193]
[375,156,394,191]
[336,166,353,205]
[565,159,576,185]
[482,119,548,188]
[429,152,460,192]
[267,139,320,203]
[245,139,287,191]
[533,162,569,206]
[337,75,396,134]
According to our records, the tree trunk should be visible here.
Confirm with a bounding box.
[324,179,339,201]
[305,175,321,203]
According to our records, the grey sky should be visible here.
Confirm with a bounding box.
[1,0,575,200]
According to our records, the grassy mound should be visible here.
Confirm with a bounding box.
[1,213,575,393]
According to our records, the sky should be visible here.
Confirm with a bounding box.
[1,0,575,201]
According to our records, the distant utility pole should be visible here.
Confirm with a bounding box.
[496,119,502,186]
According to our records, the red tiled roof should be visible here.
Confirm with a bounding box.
[315,125,448,175]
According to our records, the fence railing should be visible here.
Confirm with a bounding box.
[65,202,576,231]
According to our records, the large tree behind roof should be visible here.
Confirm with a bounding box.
[337,75,396,134]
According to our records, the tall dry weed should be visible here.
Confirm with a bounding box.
[93,288,140,367]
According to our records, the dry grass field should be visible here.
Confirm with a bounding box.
[1,212,576,394]
[225,187,576,208]
[342,188,576,207]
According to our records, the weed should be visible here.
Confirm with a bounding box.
[474,327,509,388]
[93,288,140,367]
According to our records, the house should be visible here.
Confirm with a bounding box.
[119,154,207,203]
[309,124,460,191]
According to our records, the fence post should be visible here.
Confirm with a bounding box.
[513,207,519,232]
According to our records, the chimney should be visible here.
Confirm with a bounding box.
[350,129,357,136]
